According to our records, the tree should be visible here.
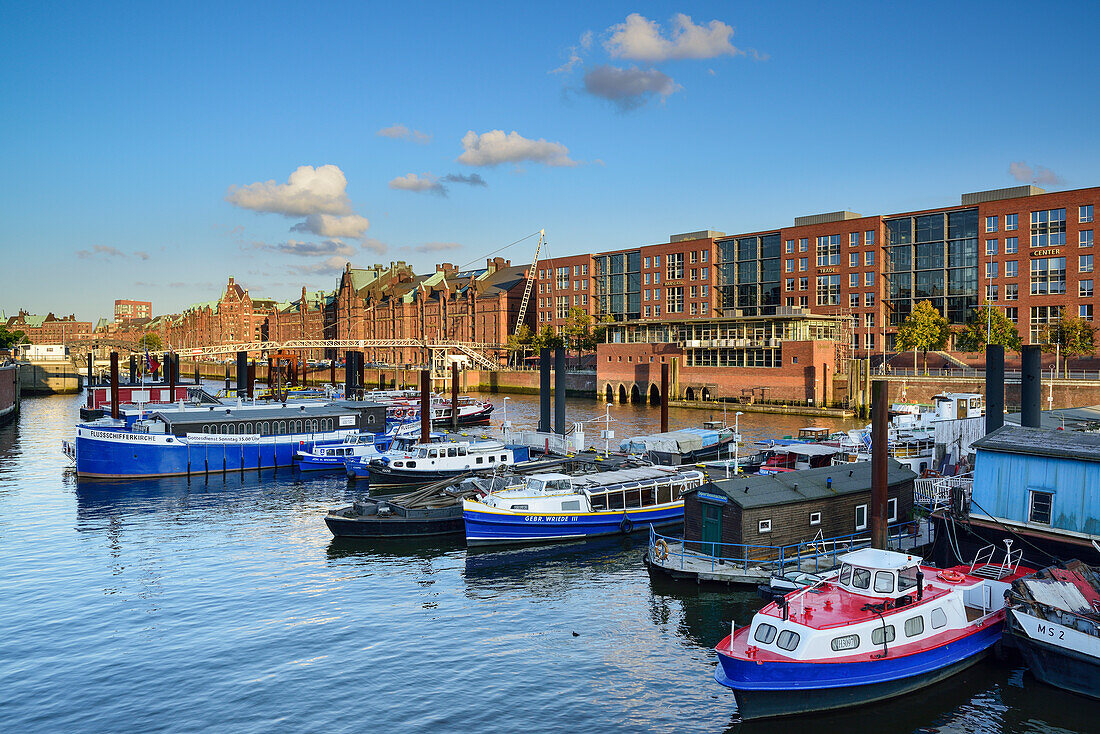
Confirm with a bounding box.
[894,300,950,375]
[591,315,614,348]
[533,324,564,350]
[504,324,533,368]
[1041,308,1095,377]
[955,302,1022,353]
[561,307,596,352]
[140,331,163,351]
[0,324,28,349]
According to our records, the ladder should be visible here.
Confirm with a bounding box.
[515,229,546,335]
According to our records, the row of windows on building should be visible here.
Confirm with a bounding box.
[539,278,590,293]
[785,252,877,272]
[983,205,1093,235]
[783,231,878,255]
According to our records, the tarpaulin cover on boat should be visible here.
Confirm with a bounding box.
[620,428,719,454]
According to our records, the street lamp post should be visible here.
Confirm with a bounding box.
[728,411,744,478]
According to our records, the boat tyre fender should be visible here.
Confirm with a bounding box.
[937,569,965,583]
[654,538,669,561]
[620,516,633,535]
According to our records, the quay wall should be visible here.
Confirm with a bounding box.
[0,364,19,423]
[876,375,1100,411]
[19,359,83,395]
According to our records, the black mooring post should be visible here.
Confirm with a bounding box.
[345,350,354,397]
[236,351,247,398]
[871,379,889,550]
[1021,344,1042,427]
[986,344,1004,434]
[129,354,136,384]
[539,348,551,433]
[109,352,120,419]
[87,353,94,386]
[554,347,566,435]
[451,362,459,431]
[660,362,669,433]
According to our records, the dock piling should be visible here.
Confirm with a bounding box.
[420,369,430,443]
[660,363,669,433]
[109,352,119,419]
[235,351,247,398]
[986,344,1004,434]
[168,352,176,398]
[1021,344,1041,427]
[554,347,566,435]
[539,348,551,433]
[129,354,136,384]
[247,361,255,399]
[870,379,888,550]
[87,353,94,386]
[451,362,459,431]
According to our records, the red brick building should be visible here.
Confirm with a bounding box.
[161,277,279,351]
[4,311,93,344]
[114,299,152,322]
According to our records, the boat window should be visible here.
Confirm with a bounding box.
[874,571,895,594]
[871,625,895,645]
[776,630,800,651]
[904,616,924,637]
[448,448,457,457]
[561,500,581,511]
[830,634,859,651]
[488,456,495,463]
[418,449,428,458]
[898,566,918,593]
[406,461,416,468]
[839,564,852,585]
[277,421,285,434]
[851,567,871,590]
[547,479,571,491]
[476,457,483,464]
[930,608,947,629]
[228,424,236,434]
[394,461,403,467]
[202,425,209,433]
[590,492,608,511]
[510,504,529,510]
[326,449,334,456]
[429,449,438,458]
[500,454,507,462]
[753,623,777,644]
[458,447,466,456]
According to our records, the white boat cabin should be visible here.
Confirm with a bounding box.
[480,467,706,514]
[384,439,520,472]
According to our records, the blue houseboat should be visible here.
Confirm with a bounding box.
[933,425,1100,566]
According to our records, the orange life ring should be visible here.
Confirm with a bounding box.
[937,569,965,583]
[654,539,669,561]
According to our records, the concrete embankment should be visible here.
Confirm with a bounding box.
[0,364,19,423]
[18,359,82,395]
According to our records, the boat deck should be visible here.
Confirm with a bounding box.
[647,540,840,585]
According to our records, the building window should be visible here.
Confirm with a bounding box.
[985,239,998,255]
[1082,230,1094,248]
[785,239,795,253]
[653,272,660,284]
[1030,208,1067,247]
[864,292,875,307]
[865,272,875,286]
[689,285,698,298]
[1030,305,1058,342]
[799,238,808,252]
[701,250,708,262]
[556,267,569,290]
[849,232,859,248]
[689,302,697,315]
[865,251,875,266]
[986,261,998,279]
[850,253,859,267]
[985,216,998,233]
[1005,260,1018,278]
[1005,213,1018,231]
[849,273,859,288]
[1081,204,1094,223]
[1005,306,1018,322]
[556,296,569,319]
[666,287,684,313]
[666,253,684,280]
[1082,254,1094,273]
[798,258,808,272]
[644,272,650,284]
[1028,490,1053,525]
[1005,283,1018,300]
[701,284,709,297]
[644,257,650,268]
[809,512,821,526]
[1005,236,1018,254]
[1080,279,1094,298]
[758,519,772,534]
[701,267,709,281]
[644,289,650,301]
[690,268,698,281]
[799,277,808,291]
[689,251,697,263]
[865,313,875,328]
[816,275,840,305]
[1030,257,1066,294]
[986,284,998,301]
[816,235,840,266]
[1081,304,1094,321]
[855,504,868,531]
[849,293,860,308]
[701,302,708,314]
[867,333,875,350]
[654,255,660,267]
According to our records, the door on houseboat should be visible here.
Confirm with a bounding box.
[701,503,723,557]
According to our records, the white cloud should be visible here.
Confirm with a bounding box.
[289,256,353,276]
[1009,161,1064,186]
[605,13,743,62]
[414,241,463,253]
[361,237,389,255]
[457,130,578,167]
[76,245,136,259]
[257,239,356,257]
[583,65,679,109]
[291,213,370,238]
[376,124,432,144]
[226,164,352,217]
[389,173,446,195]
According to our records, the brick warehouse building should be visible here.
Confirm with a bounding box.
[5,311,93,344]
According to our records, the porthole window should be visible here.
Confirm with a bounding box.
[406,461,416,468]
[930,608,948,629]
[753,623,777,645]
[776,630,800,651]
[871,626,896,645]
[904,616,924,637]
[830,634,859,651]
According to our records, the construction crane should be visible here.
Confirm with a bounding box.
[514,229,545,336]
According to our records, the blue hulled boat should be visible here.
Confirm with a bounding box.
[462,466,704,546]
[714,547,1033,720]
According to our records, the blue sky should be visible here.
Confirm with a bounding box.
[3,1,1098,320]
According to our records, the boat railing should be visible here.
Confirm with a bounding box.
[915,473,973,511]
[648,520,921,576]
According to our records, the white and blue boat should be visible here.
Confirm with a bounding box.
[295,423,423,472]
[714,547,1033,720]
[462,466,705,546]
[70,400,386,479]
[361,438,531,488]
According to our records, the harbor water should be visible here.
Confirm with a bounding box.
[0,392,1093,733]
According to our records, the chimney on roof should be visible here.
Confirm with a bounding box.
[228,277,234,285]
